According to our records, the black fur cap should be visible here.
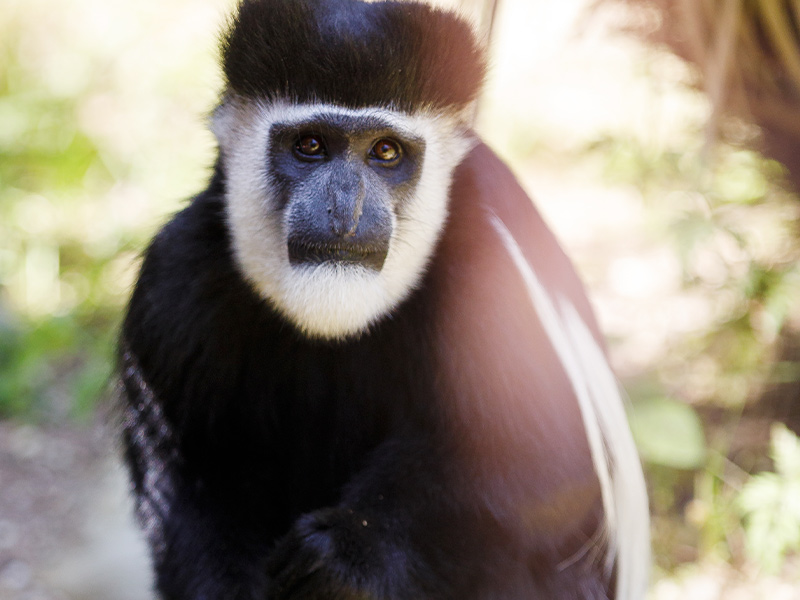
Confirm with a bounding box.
[221,0,486,111]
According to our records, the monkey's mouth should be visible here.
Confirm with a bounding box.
[288,241,388,270]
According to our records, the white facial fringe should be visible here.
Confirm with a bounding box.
[214,99,473,339]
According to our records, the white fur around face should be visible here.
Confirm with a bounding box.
[212,98,473,339]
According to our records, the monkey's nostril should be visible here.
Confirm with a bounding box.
[330,216,359,237]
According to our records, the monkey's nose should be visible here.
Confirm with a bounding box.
[328,176,365,238]
[327,206,360,238]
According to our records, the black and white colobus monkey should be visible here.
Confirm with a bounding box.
[119,0,650,598]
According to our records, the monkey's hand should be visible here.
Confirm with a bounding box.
[266,506,419,600]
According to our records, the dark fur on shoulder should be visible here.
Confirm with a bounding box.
[221,0,486,110]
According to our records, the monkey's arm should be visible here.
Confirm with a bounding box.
[121,352,271,600]
[120,351,454,600]
[264,434,613,600]
[264,438,489,600]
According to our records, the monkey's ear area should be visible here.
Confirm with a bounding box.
[218,0,487,112]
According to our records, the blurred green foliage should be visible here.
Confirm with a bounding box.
[589,90,800,574]
[592,132,800,407]
[738,424,800,573]
[0,0,230,418]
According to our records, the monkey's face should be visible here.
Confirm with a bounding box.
[213,99,472,339]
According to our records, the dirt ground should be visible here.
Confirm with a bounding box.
[0,419,153,600]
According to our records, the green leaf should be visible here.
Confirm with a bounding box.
[627,397,706,469]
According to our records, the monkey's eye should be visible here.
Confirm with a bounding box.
[369,138,402,163]
[294,135,326,159]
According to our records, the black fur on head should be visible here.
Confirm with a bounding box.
[221,0,486,111]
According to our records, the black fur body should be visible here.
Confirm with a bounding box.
[121,145,611,599]
[119,1,639,598]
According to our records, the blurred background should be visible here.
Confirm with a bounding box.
[2,0,800,598]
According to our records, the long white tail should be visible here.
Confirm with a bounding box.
[491,214,650,599]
